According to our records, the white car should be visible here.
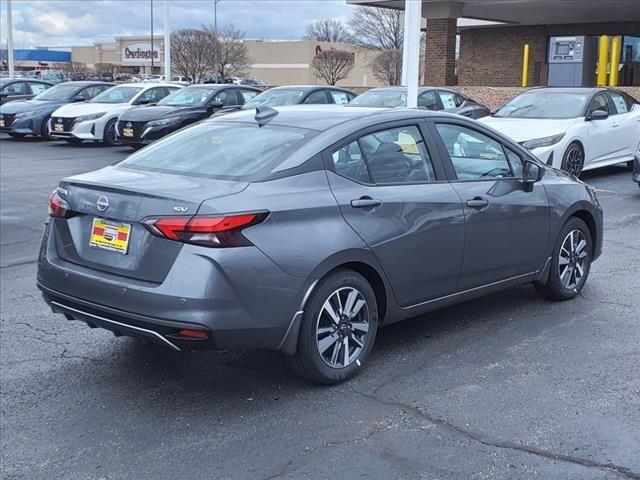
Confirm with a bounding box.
[481,87,640,176]
[49,83,182,145]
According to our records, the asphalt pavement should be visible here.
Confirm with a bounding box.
[1,134,639,480]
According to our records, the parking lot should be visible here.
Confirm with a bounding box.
[1,134,639,479]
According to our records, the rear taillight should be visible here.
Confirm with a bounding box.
[141,212,268,248]
[48,189,73,219]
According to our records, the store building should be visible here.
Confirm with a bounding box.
[349,0,640,87]
[71,35,165,75]
[0,49,70,70]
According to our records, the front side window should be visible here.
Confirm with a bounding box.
[239,89,258,103]
[418,91,438,110]
[214,89,238,106]
[329,90,350,105]
[90,86,143,104]
[29,83,49,95]
[304,90,329,104]
[609,92,630,114]
[137,87,167,104]
[589,93,610,114]
[331,141,370,183]
[120,122,316,181]
[359,126,435,184]
[435,124,513,180]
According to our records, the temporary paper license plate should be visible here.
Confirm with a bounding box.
[123,128,134,137]
[54,122,64,132]
[89,218,131,254]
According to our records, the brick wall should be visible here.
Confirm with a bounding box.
[458,22,640,87]
[424,18,458,86]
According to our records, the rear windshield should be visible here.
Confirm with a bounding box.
[243,89,306,108]
[34,83,84,101]
[351,90,406,107]
[119,121,317,181]
[494,91,590,119]
[90,86,142,104]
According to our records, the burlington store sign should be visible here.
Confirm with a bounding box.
[121,42,161,64]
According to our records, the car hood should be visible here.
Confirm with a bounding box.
[0,99,62,114]
[480,117,578,142]
[119,105,197,122]
[52,101,127,117]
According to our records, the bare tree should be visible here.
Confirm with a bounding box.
[93,62,115,79]
[305,19,353,43]
[349,7,403,50]
[206,24,251,79]
[312,49,355,85]
[170,28,215,83]
[52,62,91,80]
[370,48,403,85]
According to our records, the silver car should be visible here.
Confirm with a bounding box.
[37,105,603,384]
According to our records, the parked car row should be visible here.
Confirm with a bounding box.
[2,81,639,180]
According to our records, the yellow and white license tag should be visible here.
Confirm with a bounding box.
[54,122,64,132]
[89,218,131,254]
[123,128,134,137]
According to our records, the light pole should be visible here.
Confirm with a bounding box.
[6,0,15,79]
[164,0,170,79]
[402,0,422,108]
[150,0,154,74]
[213,0,220,81]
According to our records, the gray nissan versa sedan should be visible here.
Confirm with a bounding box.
[37,105,603,384]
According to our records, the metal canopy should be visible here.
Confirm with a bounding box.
[347,0,640,25]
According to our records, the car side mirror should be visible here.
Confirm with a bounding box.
[587,109,609,121]
[71,96,86,103]
[207,101,224,113]
[523,160,543,187]
[0,92,8,99]
[490,107,501,115]
[136,98,151,105]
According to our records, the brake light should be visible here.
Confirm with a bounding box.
[142,212,267,247]
[48,189,73,219]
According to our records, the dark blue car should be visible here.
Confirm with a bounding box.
[0,81,112,139]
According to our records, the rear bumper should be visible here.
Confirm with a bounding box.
[37,222,308,351]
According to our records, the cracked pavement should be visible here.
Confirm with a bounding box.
[1,135,639,479]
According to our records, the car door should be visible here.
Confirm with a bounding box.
[607,91,640,160]
[430,120,550,290]
[585,92,617,164]
[325,122,465,307]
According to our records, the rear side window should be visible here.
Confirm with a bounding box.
[435,123,513,180]
[331,141,370,183]
[29,83,49,95]
[609,92,629,114]
[360,126,435,184]
[329,90,350,105]
[121,122,316,181]
[438,90,464,109]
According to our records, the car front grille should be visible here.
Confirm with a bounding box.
[118,120,147,138]
[52,117,76,132]
[0,114,16,128]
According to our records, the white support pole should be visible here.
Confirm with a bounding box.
[164,0,170,79]
[401,12,408,86]
[402,0,422,108]
[7,0,15,79]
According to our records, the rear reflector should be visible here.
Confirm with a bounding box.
[177,329,208,340]
[142,212,267,248]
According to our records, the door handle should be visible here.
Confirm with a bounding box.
[466,197,489,209]
[612,122,619,127]
[351,196,382,208]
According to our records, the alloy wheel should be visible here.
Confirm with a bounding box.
[315,287,369,369]
[558,229,588,290]
[563,145,584,177]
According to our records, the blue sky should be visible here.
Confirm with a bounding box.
[0,0,355,48]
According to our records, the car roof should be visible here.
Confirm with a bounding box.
[61,81,114,86]
[522,87,607,95]
[118,82,178,88]
[269,85,352,92]
[362,86,454,93]
[208,104,444,131]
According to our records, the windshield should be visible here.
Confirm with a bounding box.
[494,91,590,119]
[351,90,406,107]
[158,87,213,107]
[243,89,306,108]
[120,121,317,181]
[90,86,142,104]
[34,83,84,101]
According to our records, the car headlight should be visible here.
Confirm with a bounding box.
[14,109,45,118]
[75,112,106,122]
[586,184,601,208]
[147,116,181,127]
[521,133,566,150]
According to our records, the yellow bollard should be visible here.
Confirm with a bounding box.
[609,36,622,86]
[597,35,609,86]
[522,44,530,88]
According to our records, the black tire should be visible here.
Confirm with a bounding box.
[534,217,592,301]
[290,269,378,384]
[561,142,585,177]
[102,118,119,146]
[626,161,634,171]
[64,138,83,144]
[8,133,25,139]
[40,116,51,140]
